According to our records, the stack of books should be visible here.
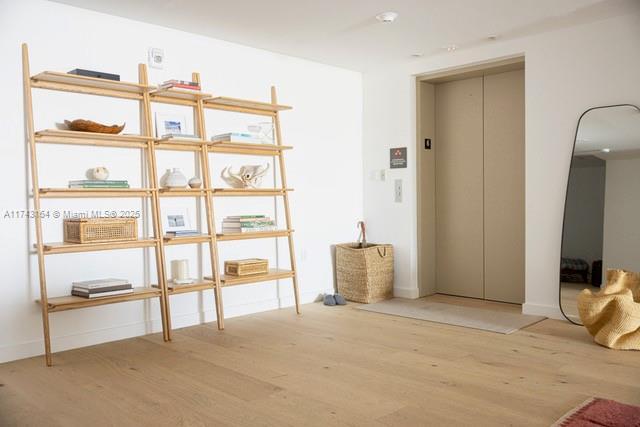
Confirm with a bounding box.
[165,229,201,238]
[211,132,260,144]
[71,278,133,299]
[221,215,276,234]
[159,79,201,91]
[68,180,129,188]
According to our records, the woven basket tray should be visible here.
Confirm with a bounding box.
[63,217,137,244]
[224,258,269,276]
[335,243,394,303]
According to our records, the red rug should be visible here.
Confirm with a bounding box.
[554,398,640,426]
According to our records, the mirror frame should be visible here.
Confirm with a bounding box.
[559,103,640,324]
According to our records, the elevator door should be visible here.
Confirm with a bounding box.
[434,77,485,298]
[483,69,525,303]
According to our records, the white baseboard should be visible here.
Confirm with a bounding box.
[522,302,564,319]
[0,290,321,364]
[394,286,420,299]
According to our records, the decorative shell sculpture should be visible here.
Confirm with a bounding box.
[221,164,270,189]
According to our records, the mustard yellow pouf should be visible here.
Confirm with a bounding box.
[577,269,640,350]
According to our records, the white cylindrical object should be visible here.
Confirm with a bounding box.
[171,259,190,283]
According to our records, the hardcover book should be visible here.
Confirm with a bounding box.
[68,68,120,81]
[71,278,129,289]
[71,284,132,293]
[71,288,134,298]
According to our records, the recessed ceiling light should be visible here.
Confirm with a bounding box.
[444,44,457,52]
[601,148,611,153]
[376,12,398,23]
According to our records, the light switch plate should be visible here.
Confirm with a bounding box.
[148,47,164,69]
[394,179,402,203]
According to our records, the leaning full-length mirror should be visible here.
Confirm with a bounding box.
[560,105,640,324]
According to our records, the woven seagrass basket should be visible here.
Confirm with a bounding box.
[335,243,394,303]
[64,217,137,244]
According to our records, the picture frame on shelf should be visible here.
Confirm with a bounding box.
[163,207,192,232]
[154,112,189,138]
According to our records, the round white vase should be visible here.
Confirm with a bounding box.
[188,176,202,188]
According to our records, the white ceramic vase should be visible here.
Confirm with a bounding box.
[164,168,188,188]
[188,176,202,188]
[90,167,109,180]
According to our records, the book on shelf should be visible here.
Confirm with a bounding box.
[222,221,276,230]
[222,217,273,225]
[161,133,200,140]
[72,284,133,293]
[71,288,134,298]
[159,80,201,91]
[69,180,128,185]
[211,132,260,143]
[165,230,202,238]
[69,184,130,188]
[221,225,277,234]
[68,180,130,188]
[221,215,276,234]
[68,68,120,81]
[166,229,200,235]
[71,278,130,289]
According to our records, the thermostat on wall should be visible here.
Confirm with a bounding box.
[148,47,164,69]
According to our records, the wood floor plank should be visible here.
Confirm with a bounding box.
[0,299,638,427]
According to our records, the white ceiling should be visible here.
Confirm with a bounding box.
[48,0,638,71]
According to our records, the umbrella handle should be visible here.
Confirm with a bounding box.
[357,221,367,248]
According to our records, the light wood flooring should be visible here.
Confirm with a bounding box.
[1,297,638,426]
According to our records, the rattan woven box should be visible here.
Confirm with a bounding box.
[336,243,394,303]
[63,217,138,244]
[224,258,269,276]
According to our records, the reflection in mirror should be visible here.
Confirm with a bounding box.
[560,105,640,324]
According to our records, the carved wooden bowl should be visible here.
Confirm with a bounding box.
[64,119,125,134]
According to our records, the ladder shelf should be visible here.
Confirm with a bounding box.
[22,43,300,366]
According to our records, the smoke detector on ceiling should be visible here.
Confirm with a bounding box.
[376,12,398,23]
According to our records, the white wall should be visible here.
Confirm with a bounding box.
[362,12,640,316]
[603,156,640,275]
[0,0,363,362]
[562,163,605,266]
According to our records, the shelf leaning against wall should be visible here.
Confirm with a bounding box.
[22,43,300,366]
[148,70,225,328]
[22,43,172,366]
[203,89,300,310]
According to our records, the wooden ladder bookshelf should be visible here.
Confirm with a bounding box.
[22,43,301,366]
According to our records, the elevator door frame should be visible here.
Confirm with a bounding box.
[415,55,525,301]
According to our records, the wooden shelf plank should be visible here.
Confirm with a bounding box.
[164,234,212,245]
[150,87,212,105]
[158,188,207,197]
[35,129,150,148]
[209,141,292,156]
[42,239,157,255]
[31,71,150,100]
[216,230,293,241]
[40,287,161,313]
[204,269,295,287]
[212,188,292,197]
[39,188,153,198]
[162,280,215,295]
[154,136,207,152]
[204,96,291,115]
